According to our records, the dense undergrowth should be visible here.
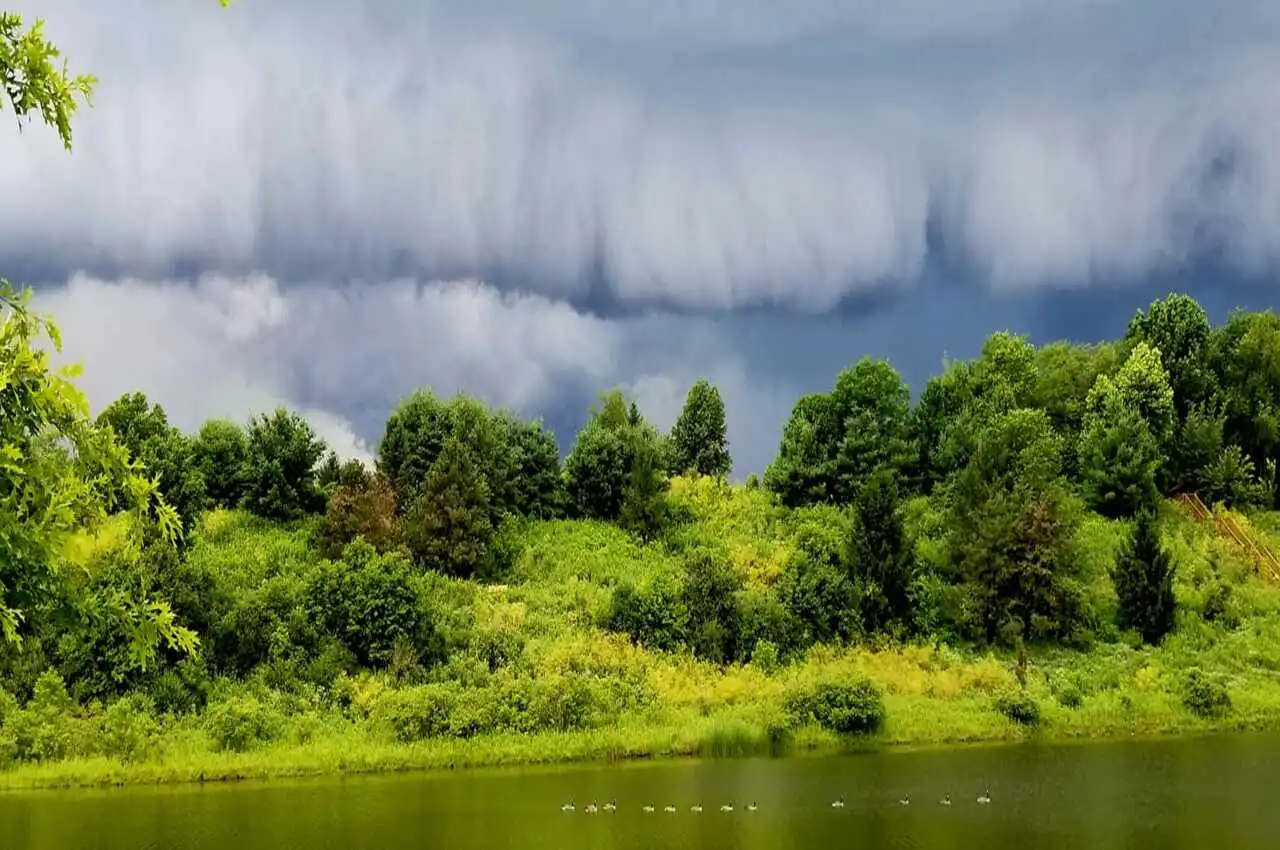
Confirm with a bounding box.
[3,476,1279,790]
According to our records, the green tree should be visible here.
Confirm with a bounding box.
[829,358,915,500]
[947,409,1087,645]
[563,389,663,521]
[681,547,742,664]
[765,393,841,507]
[305,539,438,668]
[377,390,457,508]
[241,408,327,521]
[503,417,565,519]
[1125,293,1213,418]
[190,419,249,508]
[402,437,492,577]
[0,282,194,665]
[668,379,731,478]
[619,437,669,542]
[844,468,914,632]
[96,393,208,535]
[1113,509,1176,645]
[1077,398,1161,518]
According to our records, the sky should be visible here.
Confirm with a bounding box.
[4,0,1280,476]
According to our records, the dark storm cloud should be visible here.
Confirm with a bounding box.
[7,1,1280,473]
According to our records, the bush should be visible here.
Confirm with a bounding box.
[994,690,1042,726]
[204,696,283,752]
[1182,670,1232,719]
[786,679,886,735]
[370,684,457,743]
[605,578,688,653]
[101,694,160,763]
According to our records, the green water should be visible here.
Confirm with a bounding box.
[3,734,1279,849]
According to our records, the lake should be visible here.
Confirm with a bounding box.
[2,733,1279,849]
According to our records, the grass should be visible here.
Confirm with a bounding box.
[5,483,1280,792]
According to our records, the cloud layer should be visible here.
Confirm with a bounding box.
[8,1,1280,476]
[6,1,1280,309]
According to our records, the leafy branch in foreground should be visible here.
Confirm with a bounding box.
[1,280,196,666]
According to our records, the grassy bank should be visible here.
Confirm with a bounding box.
[5,478,1280,792]
[5,632,1280,791]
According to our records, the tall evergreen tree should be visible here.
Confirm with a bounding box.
[669,379,731,478]
[619,439,669,542]
[845,468,914,632]
[402,437,493,577]
[1113,509,1177,645]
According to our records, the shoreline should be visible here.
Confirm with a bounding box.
[4,706,1277,794]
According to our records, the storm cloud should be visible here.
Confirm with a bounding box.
[6,0,1280,473]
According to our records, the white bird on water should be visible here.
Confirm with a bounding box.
[899,794,911,806]
[603,800,617,812]
[832,798,845,809]
[940,795,952,806]
[561,801,575,812]
[664,805,677,813]
[643,803,655,813]
[977,789,992,804]
[720,803,734,812]
[690,803,703,813]
[746,802,758,812]
[585,802,598,814]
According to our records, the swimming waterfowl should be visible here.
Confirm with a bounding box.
[720,803,734,812]
[585,802,598,814]
[831,798,845,809]
[561,801,575,812]
[664,805,676,813]
[643,803,655,813]
[940,795,952,806]
[603,800,617,812]
[899,794,911,806]
[746,802,758,812]
[977,790,991,804]
[690,804,703,813]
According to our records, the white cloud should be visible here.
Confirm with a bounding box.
[32,274,622,463]
[3,1,1280,308]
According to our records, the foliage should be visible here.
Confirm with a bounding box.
[1,282,192,667]
[306,540,439,668]
[0,12,96,151]
[786,679,885,735]
[1181,669,1231,719]
[668,379,731,478]
[619,436,670,542]
[845,468,914,632]
[241,409,327,521]
[401,437,493,577]
[314,464,398,559]
[993,689,1041,726]
[191,419,249,508]
[1113,510,1176,645]
[203,696,283,753]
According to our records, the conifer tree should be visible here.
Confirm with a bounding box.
[1113,508,1177,644]
[402,437,493,577]
[669,379,732,478]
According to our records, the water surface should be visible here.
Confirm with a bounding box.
[2,733,1278,849]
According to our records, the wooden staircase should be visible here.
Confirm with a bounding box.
[1174,492,1280,584]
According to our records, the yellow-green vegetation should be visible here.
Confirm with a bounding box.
[3,476,1279,791]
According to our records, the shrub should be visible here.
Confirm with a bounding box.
[370,684,457,743]
[101,694,160,763]
[204,696,283,752]
[787,679,886,735]
[605,578,688,653]
[993,690,1042,726]
[1182,670,1231,719]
